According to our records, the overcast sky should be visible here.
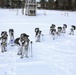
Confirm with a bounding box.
[36,0,40,2]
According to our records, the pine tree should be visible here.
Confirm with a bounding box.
[48,0,54,9]
[74,0,76,10]
[68,0,72,10]
[54,0,59,9]
[40,0,46,9]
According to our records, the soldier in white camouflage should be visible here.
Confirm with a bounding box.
[9,29,14,46]
[0,31,8,53]
[62,24,67,33]
[49,24,56,40]
[69,25,76,35]
[14,33,30,58]
[57,26,62,36]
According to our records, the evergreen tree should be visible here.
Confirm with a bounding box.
[48,0,54,9]
[54,0,59,9]
[5,0,10,7]
[68,0,72,10]
[74,0,76,9]
[62,0,66,10]
[40,0,46,9]
[0,0,2,7]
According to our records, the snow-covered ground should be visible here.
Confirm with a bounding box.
[0,9,76,75]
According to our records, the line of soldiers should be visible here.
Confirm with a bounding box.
[48,24,67,40]
[49,24,76,40]
[0,29,32,59]
[0,29,14,53]
[0,25,76,58]
[34,24,76,42]
[35,27,43,42]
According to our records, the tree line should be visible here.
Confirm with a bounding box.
[0,0,24,8]
[0,0,76,10]
[40,0,76,10]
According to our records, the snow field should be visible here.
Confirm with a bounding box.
[0,9,76,75]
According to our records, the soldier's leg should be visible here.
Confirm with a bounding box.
[69,29,72,35]
[4,45,7,52]
[57,32,60,36]
[21,46,25,58]
[70,29,74,35]
[25,47,28,58]
[21,47,28,58]
[62,29,65,33]
[64,29,66,33]
[1,45,4,52]
[72,30,74,35]
[25,51,28,58]
[53,34,55,40]
[17,46,23,55]
[59,32,61,35]
[36,36,40,42]
[10,36,14,46]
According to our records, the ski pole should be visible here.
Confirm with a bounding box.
[31,41,33,57]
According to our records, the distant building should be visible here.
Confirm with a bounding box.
[25,0,37,16]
